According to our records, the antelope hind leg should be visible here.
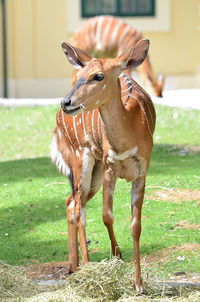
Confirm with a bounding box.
[65,193,79,273]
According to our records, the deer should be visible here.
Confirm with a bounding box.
[70,15,164,97]
[50,38,156,293]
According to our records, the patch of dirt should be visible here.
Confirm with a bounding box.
[146,189,200,203]
[175,220,200,230]
[25,261,68,280]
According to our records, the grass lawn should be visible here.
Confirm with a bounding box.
[0,104,200,279]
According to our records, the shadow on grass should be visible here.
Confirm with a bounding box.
[0,157,59,184]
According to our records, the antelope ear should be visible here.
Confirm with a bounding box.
[61,42,93,69]
[117,39,149,70]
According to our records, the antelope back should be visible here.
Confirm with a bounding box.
[70,15,142,58]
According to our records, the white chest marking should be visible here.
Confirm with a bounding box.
[108,147,138,161]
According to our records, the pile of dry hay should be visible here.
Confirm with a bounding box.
[0,258,199,302]
[0,261,40,300]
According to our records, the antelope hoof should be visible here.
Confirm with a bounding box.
[114,246,122,258]
[68,262,78,274]
[117,249,122,259]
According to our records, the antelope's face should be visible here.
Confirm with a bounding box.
[61,58,115,116]
[60,40,150,115]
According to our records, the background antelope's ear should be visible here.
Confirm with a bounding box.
[117,39,150,70]
[61,42,93,69]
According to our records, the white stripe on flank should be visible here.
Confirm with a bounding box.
[92,110,98,145]
[97,112,101,143]
[82,112,87,141]
[101,16,113,50]
[83,26,90,46]
[90,18,96,48]
[117,26,131,48]
[109,19,123,47]
[132,82,154,125]
[96,16,104,50]
[61,111,74,151]
[73,116,81,146]
[130,95,153,138]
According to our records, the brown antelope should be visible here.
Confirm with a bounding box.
[70,15,164,97]
[50,39,156,293]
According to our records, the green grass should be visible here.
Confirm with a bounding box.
[0,105,200,277]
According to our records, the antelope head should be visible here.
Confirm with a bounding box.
[61,40,150,116]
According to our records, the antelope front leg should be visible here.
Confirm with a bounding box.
[77,205,89,265]
[131,177,145,293]
[65,194,79,273]
[102,167,121,258]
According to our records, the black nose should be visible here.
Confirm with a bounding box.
[61,98,71,108]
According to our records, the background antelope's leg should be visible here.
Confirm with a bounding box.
[137,56,156,87]
[102,167,121,257]
[131,177,145,293]
[65,193,78,273]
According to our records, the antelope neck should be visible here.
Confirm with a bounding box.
[99,80,134,153]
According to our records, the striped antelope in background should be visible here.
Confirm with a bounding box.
[51,39,156,292]
[70,15,164,97]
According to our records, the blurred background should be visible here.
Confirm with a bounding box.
[0,0,200,98]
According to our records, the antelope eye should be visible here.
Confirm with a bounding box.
[93,73,104,81]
